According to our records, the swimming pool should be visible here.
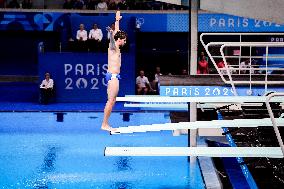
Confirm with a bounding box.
[0,112,205,188]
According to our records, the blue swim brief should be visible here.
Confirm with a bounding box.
[105,72,121,82]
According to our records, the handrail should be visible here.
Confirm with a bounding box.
[210,55,284,59]
[249,46,252,93]
[220,43,284,92]
[265,92,284,156]
[209,42,284,46]
[219,44,237,95]
[200,33,284,94]
[265,46,269,91]
[201,41,228,87]
[201,33,284,37]
[203,42,284,88]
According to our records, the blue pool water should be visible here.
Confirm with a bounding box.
[0,112,205,188]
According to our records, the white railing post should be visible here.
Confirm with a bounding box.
[220,45,238,96]
[265,92,284,156]
[265,46,269,93]
[249,45,252,95]
[239,34,242,75]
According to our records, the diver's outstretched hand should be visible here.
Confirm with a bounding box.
[116,11,122,21]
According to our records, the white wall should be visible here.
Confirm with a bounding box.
[200,0,284,24]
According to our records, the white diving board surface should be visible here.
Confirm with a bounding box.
[124,102,244,111]
[124,103,222,109]
[117,96,284,103]
[104,147,283,158]
[111,118,284,134]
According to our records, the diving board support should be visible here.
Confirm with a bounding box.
[189,0,198,164]
[104,147,283,158]
[189,102,197,163]
[265,93,284,156]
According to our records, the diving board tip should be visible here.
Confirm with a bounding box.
[104,147,283,158]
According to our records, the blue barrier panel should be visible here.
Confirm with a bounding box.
[39,52,135,102]
[1,11,284,33]
[160,86,284,97]
[0,82,38,102]
[129,13,189,32]
[0,12,43,30]
[0,12,188,33]
[199,13,284,32]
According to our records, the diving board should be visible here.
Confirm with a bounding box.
[104,147,283,158]
[111,118,284,134]
[124,103,220,110]
[117,96,284,103]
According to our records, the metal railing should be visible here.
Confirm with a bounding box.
[200,33,284,95]
[265,92,284,156]
[220,42,284,94]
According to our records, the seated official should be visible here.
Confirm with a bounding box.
[136,70,155,95]
[40,73,54,104]
[76,24,88,51]
[88,24,103,52]
[153,66,162,94]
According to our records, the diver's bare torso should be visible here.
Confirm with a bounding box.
[107,47,121,74]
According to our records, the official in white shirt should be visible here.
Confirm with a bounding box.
[76,24,88,41]
[89,24,103,41]
[154,66,162,94]
[40,73,54,104]
[88,24,103,51]
[136,70,155,95]
[76,24,88,51]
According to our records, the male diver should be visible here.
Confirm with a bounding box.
[101,11,127,132]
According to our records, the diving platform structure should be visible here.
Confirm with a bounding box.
[106,36,284,158]
[105,93,284,157]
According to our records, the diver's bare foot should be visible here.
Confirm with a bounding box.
[101,125,117,132]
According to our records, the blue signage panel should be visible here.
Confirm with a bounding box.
[132,13,189,32]
[70,13,188,36]
[39,52,135,102]
[1,11,284,33]
[160,86,284,97]
[0,12,189,32]
[199,13,284,32]
[0,12,43,30]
